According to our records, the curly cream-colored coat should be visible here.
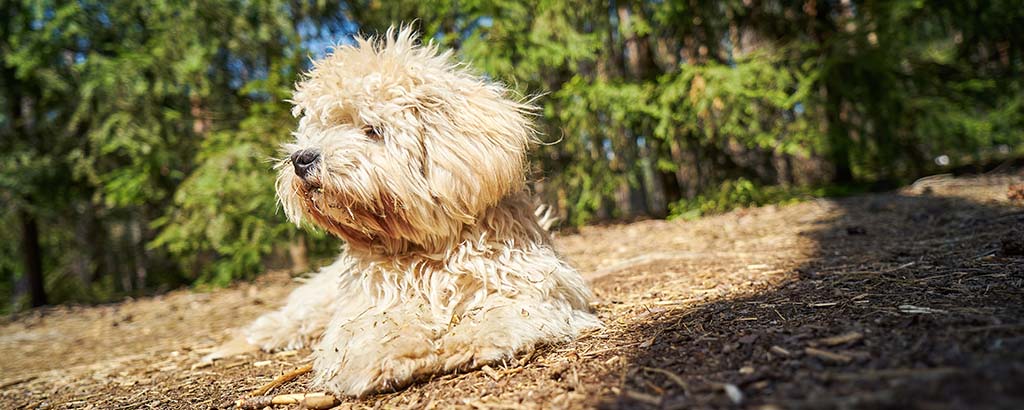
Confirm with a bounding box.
[243,27,600,396]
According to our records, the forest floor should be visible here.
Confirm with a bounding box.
[2,171,1023,410]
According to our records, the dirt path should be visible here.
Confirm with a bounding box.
[2,173,1023,410]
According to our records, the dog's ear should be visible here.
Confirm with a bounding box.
[419,83,537,223]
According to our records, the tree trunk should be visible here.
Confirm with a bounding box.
[825,85,854,184]
[620,130,649,217]
[20,208,46,307]
[288,237,309,274]
[130,215,148,292]
[688,138,705,197]
[659,138,683,206]
[641,137,668,217]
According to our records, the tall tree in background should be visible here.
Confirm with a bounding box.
[1,0,84,306]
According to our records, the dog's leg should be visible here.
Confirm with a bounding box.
[310,297,599,397]
[243,256,354,351]
[311,300,446,397]
[202,256,353,363]
[437,296,601,372]
[435,253,602,371]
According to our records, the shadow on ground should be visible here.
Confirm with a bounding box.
[601,178,1024,409]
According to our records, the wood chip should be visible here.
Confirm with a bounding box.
[804,347,852,364]
[481,365,502,381]
[769,345,791,357]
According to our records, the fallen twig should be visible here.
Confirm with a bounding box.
[236,392,338,409]
[0,375,37,390]
[881,262,916,273]
[804,347,852,364]
[961,323,1024,333]
[898,305,948,315]
[623,389,661,405]
[814,332,863,347]
[251,363,313,397]
[769,345,791,357]
[828,367,958,381]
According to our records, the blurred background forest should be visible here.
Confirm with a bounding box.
[1,0,1021,311]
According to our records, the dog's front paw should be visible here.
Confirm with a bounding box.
[313,336,440,396]
[440,331,514,371]
[312,317,441,396]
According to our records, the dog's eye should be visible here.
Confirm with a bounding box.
[362,125,382,141]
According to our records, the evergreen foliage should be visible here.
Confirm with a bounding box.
[1,0,1021,310]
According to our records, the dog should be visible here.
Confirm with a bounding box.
[217,27,600,397]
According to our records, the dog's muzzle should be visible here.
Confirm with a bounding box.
[291,149,320,179]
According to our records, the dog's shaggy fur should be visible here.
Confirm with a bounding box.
[240,27,601,396]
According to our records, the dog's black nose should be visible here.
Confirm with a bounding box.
[291,149,320,179]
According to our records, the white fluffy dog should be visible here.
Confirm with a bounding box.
[234,27,600,396]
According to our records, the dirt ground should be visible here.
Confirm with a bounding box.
[2,172,1023,410]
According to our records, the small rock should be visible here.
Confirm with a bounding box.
[723,383,744,404]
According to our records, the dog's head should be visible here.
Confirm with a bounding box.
[277,27,536,252]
